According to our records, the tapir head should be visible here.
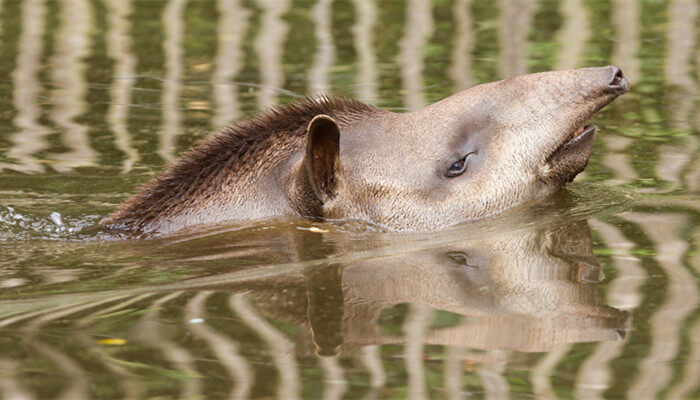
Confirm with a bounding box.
[300,66,629,229]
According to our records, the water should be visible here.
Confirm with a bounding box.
[0,0,698,398]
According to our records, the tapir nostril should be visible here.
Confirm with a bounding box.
[609,67,625,87]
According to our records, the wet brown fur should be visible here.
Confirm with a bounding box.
[102,96,377,232]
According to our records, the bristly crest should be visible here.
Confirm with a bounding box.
[102,95,378,232]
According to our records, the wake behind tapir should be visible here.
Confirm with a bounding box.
[102,66,630,234]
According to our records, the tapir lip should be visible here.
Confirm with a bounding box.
[542,124,596,184]
[562,124,596,149]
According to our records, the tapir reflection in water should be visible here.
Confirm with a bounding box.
[170,209,630,355]
[102,66,629,234]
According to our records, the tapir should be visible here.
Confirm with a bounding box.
[102,66,629,234]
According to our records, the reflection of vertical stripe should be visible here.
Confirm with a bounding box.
[74,294,154,400]
[22,296,129,327]
[136,292,202,399]
[476,351,510,400]
[403,303,432,400]
[255,0,289,109]
[531,344,571,399]
[20,297,128,400]
[50,0,96,172]
[213,0,249,129]
[1,295,127,328]
[308,0,335,95]
[444,346,465,400]
[106,0,139,172]
[666,318,700,399]
[0,301,86,328]
[667,0,696,90]
[498,0,535,79]
[76,293,154,327]
[398,0,433,111]
[185,292,253,400]
[624,214,698,399]
[602,135,638,185]
[160,0,185,162]
[0,360,32,400]
[361,345,386,398]
[351,0,378,102]
[611,0,639,83]
[555,0,589,70]
[25,342,89,400]
[1,0,48,173]
[665,0,697,189]
[230,293,299,400]
[656,145,692,185]
[319,355,347,400]
[575,220,646,399]
[449,0,474,91]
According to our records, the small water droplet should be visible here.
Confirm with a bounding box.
[50,212,63,226]
[188,318,204,324]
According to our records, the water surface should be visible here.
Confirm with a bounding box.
[0,0,698,398]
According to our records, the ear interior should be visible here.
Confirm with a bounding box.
[305,115,340,203]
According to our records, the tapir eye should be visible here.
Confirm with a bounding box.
[445,152,474,178]
[445,251,477,268]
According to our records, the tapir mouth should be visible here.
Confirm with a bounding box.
[542,123,597,184]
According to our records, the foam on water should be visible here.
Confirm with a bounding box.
[0,206,103,241]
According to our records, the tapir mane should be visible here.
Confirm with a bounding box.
[103,96,378,231]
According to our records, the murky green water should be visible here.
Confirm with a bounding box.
[0,0,698,398]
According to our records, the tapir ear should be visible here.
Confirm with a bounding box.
[305,115,340,203]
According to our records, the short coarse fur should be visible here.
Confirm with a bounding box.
[102,96,378,232]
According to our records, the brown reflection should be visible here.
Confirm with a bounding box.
[50,0,97,172]
[107,0,139,172]
[161,211,630,361]
[498,0,535,79]
[308,0,336,95]
[213,0,250,129]
[335,219,628,353]
[0,0,49,173]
